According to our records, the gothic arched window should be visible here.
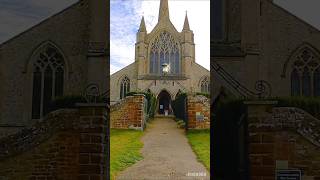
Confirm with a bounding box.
[290,47,320,97]
[32,44,65,119]
[120,76,130,99]
[291,69,300,96]
[314,68,320,96]
[200,76,210,93]
[149,31,180,75]
[302,67,311,96]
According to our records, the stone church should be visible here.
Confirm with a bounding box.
[0,0,108,133]
[110,0,210,115]
[212,0,320,99]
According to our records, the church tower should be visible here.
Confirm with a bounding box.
[135,0,196,79]
[110,0,210,104]
[135,16,147,78]
[181,12,195,78]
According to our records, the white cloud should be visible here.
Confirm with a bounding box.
[110,0,210,74]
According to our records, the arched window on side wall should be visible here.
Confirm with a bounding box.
[120,76,130,99]
[291,69,300,96]
[314,67,320,97]
[289,46,320,97]
[200,76,210,93]
[32,44,65,119]
[302,67,311,96]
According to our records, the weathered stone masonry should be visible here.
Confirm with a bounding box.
[246,101,320,180]
[110,94,146,130]
[0,104,107,180]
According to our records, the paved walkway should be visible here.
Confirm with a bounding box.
[116,117,210,180]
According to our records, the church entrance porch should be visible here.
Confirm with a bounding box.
[157,90,172,115]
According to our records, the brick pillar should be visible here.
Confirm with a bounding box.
[244,101,278,180]
[187,95,210,129]
[77,103,107,180]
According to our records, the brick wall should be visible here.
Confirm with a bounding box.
[187,95,210,129]
[110,94,146,130]
[246,101,320,180]
[0,104,107,179]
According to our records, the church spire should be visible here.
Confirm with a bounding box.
[183,11,190,31]
[139,16,146,32]
[158,0,170,22]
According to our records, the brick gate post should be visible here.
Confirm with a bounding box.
[244,101,278,180]
[77,103,108,180]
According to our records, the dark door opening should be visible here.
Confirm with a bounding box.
[157,90,172,115]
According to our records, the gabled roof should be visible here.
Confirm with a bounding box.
[0,0,83,47]
[270,1,320,33]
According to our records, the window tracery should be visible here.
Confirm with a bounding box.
[200,76,210,93]
[149,31,180,75]
[32,44,65,119]
[120,76,130,99]
[290,47,320,96]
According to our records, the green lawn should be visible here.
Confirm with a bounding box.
[186,129,210,170]
[110,129,144,180]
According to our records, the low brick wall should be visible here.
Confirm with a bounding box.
[110,94,146,130]
[187,95,210,129]
[0,104,108,179]
[246,101,320,179]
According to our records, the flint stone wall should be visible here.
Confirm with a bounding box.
[247,101,320,179]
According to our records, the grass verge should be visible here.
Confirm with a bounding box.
[186,129,210,171]
[110,129,144,180]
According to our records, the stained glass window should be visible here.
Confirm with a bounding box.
[200,76,210,93]
[120,76,130,99]
[150,31,180,75]
[291,69,300,96]
[32,67,41,119]
[290,47,320,97]
[314,68,320,96]
[32,44,65,119]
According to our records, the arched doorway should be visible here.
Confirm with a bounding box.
[157,90,172,115]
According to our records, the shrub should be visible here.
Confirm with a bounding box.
[195,92,210,98]
[49,95,87,112]
[172,92,187,121]
[176,119,186,129]
[213,97,247,177]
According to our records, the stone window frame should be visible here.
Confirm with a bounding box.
[285,44,320,97]
[199,76,210,93]
[120,76,130,99]
[29,42,67,119]
[148,31,181,75]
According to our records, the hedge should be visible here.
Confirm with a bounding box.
[171,92,187,121]
[195,92,210,98]
[49,95,87,112]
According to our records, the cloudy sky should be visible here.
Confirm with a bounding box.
[110,0,210,74]
[0,0,320,74]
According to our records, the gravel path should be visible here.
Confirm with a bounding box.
[116,117,210,180]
